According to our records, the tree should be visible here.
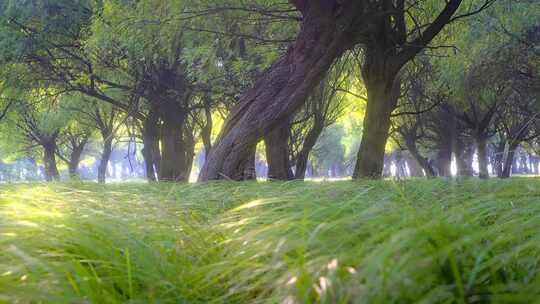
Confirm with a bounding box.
[7,95,72,181]
[56,121,91,179]
[200,0,492,181]
[492,24,540,178]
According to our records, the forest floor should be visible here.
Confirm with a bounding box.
[1,178,540,303]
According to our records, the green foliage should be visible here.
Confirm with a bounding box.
[3,179,540,302]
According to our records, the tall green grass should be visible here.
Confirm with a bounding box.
[1,179,540,303]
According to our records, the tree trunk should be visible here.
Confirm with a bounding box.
[243,147,257,181]
[43,141,60,181]
[159,113,188,182]
[476,136,489,179]
[500,143,519,178]
[353,62,401,178]
[141,109,160,182]
[294,124,324,180]
[436,146,452,177]
[202,94,213,157]
[265,122,293,180]
[456,142,474,176]
[198,9,354,181]
[405,139,435,177]
[68,146,84,179]
[98,136,112,183]
[494,140,506,177]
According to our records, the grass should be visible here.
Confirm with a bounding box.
[1,178,540,303]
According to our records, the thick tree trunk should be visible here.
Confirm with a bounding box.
[43,141,60,182]
[456,142,474,176]
[265,122,293,180]
[394,151,408,178]
[141,109,160,182]
[353,63,401,178]
[500,143,519,178]
[198,8,354,181]
[98,137,112,183]
[494,140,506,177]
[476,136,489,179]
[294,124,324,180]
[436,146,452,177]
[243,148,257,181]
[68,147,84,179]
[141,141,157,182]
[159,114,188,182]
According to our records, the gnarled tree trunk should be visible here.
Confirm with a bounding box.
[476,135,489,179]
[354,66,401,178]
[456,142,474,177]
[199,3,358,181]
[43,139,60,181]
[436,146,452,177]
[141,108,161,182]
[500,142,519,178]
[265,122,293,180]
[159,114,188,182]
[243,148,257,180]
[199,0,465,181]
[98,135,113,183]
[68,145,85,179]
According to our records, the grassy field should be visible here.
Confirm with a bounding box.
[1,179,540,303]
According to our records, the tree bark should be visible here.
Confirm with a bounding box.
[98,136,113,183]
[436,145,452,177]
[198,5,356,181]
[68,146,84,179]
[243,147,257,181]
[476,136,489,179]
[500,143,519,178]
[455,137,474,176]
[141,109,160,182]
[354,67,401,178]
[43,140,60,181]
[265,122,293,180]
[159,111,188,182]
[198,1,465,181]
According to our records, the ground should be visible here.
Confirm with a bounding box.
[1,179,540,303]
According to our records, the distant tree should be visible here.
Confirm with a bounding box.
[7,95,72,181]
[56,121,92,179]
